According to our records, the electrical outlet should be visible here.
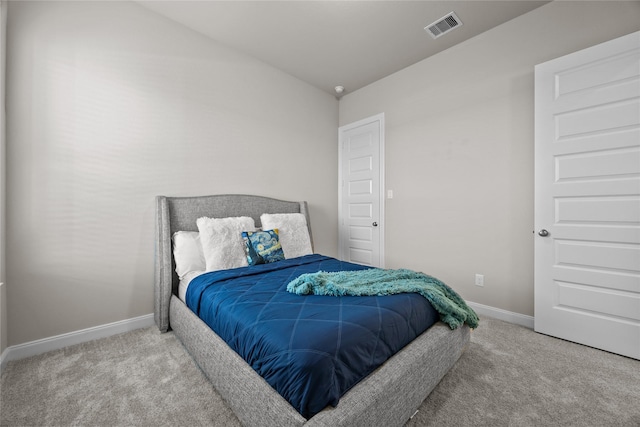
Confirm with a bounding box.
[475,274,484,287]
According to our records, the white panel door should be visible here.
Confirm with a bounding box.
[338,114,384,267]
[534,31,640,360]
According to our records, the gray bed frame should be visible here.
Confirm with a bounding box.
[155,194,470,427]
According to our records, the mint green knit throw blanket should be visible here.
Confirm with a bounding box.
[287,268,479,330]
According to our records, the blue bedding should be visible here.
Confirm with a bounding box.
[185,254,439,419]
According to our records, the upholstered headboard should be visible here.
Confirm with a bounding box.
[154,194,312,332]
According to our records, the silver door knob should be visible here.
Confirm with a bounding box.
[538,229,549,237]
[372,222,378,227]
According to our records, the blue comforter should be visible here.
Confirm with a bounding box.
[186,254,439,419]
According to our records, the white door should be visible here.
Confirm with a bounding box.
[534,31,640,360]
[338,114,384,267]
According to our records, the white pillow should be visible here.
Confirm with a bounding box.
[172,231,205,279]
[196,216,256,272]
[260,213,312,259]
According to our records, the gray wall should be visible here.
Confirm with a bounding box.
[0,0,6,356]
[6,1,338,346]
[339,1,640,317]
[6,0,640,348]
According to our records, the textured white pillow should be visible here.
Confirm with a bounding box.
[172,231,205,279]
[260,213,312,259]
[197,216,256,272]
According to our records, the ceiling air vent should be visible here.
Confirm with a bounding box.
[425,12,463,39]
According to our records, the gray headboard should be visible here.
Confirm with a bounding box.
[154,194,312,332]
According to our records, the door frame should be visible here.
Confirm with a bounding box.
[338,113,385,267]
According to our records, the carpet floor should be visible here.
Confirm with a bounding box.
[1,316,638,426]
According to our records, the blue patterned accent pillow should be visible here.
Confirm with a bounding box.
[242,229,286,265]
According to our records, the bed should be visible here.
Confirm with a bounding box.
[155,194,471,427]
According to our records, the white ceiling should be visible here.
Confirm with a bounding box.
[136,1,549,96]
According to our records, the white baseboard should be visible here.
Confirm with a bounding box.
[0,313,155,371]
[467,301,534,329]
[0,346,8,373]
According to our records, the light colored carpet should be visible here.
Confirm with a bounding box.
[1,327,240,426]
[1,316,639,426]
[408,317,640,427]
